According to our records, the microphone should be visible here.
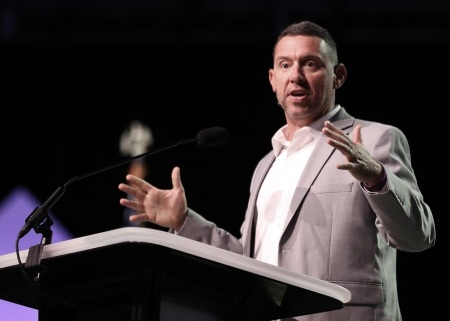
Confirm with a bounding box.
[18,126,229,238]
[196,126,229,148]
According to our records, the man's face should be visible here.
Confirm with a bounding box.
[269,35,338,125]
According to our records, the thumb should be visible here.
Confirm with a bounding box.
[171,166,183,190]
[353,124,363,145]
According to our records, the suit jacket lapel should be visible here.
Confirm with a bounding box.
[283,109,355,232]
[242,152,275,257]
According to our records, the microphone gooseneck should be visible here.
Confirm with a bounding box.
[18,127,229,239]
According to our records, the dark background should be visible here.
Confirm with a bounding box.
[0,0,447,319]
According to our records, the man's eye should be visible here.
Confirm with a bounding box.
[281,63,289,69]
[305,61,318,68]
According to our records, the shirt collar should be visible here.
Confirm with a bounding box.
[271,105,342,156]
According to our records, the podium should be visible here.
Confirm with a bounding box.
[0,227,351,320]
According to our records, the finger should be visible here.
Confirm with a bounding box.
[322,121,350,145]
[119,197,138,210]
[118,183,146,200]
[171,166,184,190]
[118,183,132,193]
[323,120,344,135]
[323,120,338,131]
[129,213,149,223]
[125,174,153,193]
[325,135,353,158]
[120,197,146,212]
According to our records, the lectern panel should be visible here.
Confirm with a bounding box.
[0,228,351,321]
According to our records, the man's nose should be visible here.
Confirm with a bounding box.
[290,67,305,83]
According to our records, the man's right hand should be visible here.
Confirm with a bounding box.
[118,166,188,231]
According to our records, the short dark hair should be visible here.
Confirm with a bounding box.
[274,21,338,64]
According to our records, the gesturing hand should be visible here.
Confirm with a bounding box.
[118,166,188,231]
[322,120,384,187]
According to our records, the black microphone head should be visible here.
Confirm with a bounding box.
[196,127,229,148]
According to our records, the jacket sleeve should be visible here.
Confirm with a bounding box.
[362,124,436,252]
[174,209,244,254]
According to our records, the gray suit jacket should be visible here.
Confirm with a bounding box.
[177,107,436,321]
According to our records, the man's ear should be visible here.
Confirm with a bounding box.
[269,68,276,92]
[333,63,347,89]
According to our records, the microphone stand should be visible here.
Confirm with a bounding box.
[24,215,53,284]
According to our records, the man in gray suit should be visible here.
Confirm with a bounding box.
[118,20,436,321]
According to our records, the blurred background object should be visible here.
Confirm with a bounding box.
[119,119,153,227]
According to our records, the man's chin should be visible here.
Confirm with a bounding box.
[287,105,311,119]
